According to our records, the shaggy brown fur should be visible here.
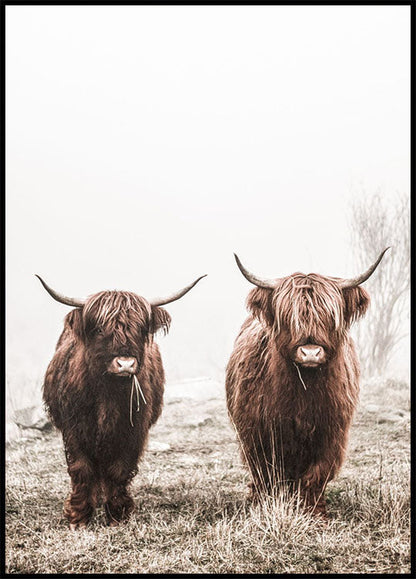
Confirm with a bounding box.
[226,273,370,517]
[43,291,171,528]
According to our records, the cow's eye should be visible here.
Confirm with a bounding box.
[94,328,103,335]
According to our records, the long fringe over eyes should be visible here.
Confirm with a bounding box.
[82,291,152,333]
[271,274,345,342]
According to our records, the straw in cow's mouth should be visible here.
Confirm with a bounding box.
[293,363,307,390]
[129,374,147,427]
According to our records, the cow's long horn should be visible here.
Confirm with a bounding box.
[35,275,86,307]
[234,254,278,289]
[339,247,390,289]
[148,275,207,306]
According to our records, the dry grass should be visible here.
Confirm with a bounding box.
[5,377,410,574]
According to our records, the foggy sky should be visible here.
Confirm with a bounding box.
[6,6,410,407]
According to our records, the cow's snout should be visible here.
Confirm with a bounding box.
[107,356,138,376]
[294,345,326,367]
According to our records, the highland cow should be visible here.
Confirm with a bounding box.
[225,250,388,517]
[37,273,206,529]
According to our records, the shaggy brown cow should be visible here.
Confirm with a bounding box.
[226,250,388,517]
[37,273,206,529]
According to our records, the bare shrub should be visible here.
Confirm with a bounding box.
[350,192,410,377]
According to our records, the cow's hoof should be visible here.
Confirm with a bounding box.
[306,504,329,523]
[313,513,329,527]
[247,484,262,504]
[69,521,87,531]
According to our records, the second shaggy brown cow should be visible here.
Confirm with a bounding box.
[226,250,388,517]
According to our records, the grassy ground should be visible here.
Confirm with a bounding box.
[5,377,410,574]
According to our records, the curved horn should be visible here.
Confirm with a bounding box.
[35,275,86,307]
[148,275,207,306]
[234,254,278,289]
[339,247,390,289]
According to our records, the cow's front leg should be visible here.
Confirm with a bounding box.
[64,455,98,530]
[101,460,136,526]
[300,434,348,518]
[300,481,328,518]
[240,428,284,501]
[299,459,338,519]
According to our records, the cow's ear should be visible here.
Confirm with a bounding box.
[342,286,370,326]
[150,306,171,335]
[64,308,84,339]
[246,287,274,327]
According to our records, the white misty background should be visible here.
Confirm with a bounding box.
[6,6,410,416]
